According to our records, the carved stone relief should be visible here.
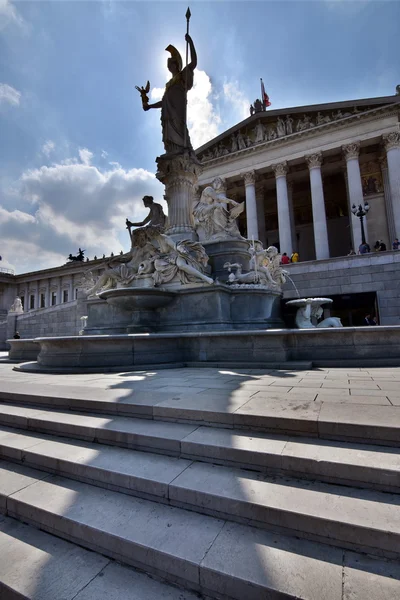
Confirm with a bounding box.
[199,105,373,163]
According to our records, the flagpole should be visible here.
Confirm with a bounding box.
[184,7,191,150]
[260,78,265,110]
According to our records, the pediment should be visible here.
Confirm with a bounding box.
[196,94,400,163]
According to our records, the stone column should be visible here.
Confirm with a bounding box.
[380,157,396,245]
[383,131,400,239]
[255,182,266,245]
[46,279,51,308]
[287,180,297,252]
[305,152,330,260]
[156,154,201,240]
[58,276,62,304]
[272,162,292,256]
[342,142,366,251]
[243,170,258,240]
[35,280,40,310]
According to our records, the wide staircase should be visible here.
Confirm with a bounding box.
[0,373,399,599]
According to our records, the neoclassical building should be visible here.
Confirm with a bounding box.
[196,89,400,260]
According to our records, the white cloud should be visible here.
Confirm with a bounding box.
[101,150,109,159]
[0,150,165,273]
[78,147,93,166]
[0,0,23,31]
[0,83,21,107]
[222,80,250,122]
[150,87,164,102]
[41,140,55,157]
[187,70,221,148]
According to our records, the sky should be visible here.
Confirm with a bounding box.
[0,0,399,274]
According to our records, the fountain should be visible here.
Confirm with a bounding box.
[9,12,400,371]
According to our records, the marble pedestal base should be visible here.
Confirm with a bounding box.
[203,239,251,282]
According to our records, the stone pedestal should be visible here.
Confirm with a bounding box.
[202,239,251,281]
[156,153,201,241]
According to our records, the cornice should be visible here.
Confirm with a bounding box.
[199,103,400,169]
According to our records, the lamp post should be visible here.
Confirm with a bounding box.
[351,202,370,246]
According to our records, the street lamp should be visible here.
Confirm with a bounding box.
[351,202,370,246]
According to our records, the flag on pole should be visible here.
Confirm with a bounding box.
[260,78,271,109]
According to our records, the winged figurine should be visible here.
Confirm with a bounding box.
[135,81,150,109]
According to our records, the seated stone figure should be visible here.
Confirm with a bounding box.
[126,196,166,242]
[193,186,244,242]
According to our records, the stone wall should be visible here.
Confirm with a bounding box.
[1,299,89,345]
[283,250,400,325]
[0,320,7,350]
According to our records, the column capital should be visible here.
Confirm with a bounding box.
[383,131,400,151]
[271,161,288,178]
[242,170,256,186]
[305,152,323,170]
[342,142,360,161]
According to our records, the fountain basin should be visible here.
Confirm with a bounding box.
[99,287,176,311]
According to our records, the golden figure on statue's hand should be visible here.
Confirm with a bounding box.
[135,81,150,110]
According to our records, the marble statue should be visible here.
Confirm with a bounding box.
[126,196,166,242]
[84,226,213,295]
[140,33,197,155]
[224,243,286,290]
[267,126,277,140]
[286,298,343,329]
[237,132,247,150]
[277,117,286,137]
[231,134,238,152]
[193,186,244,242]
[84,229,158,296]
[285,115,293,135]
[151,233,213,286]
[254,122,266,143]
[316,112,330,125]
[9,297,24,313]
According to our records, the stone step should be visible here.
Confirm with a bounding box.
[0,402,199,456]
[0,429,399,558]
[1,461,400,600]
[0,515,199,600]
[1,384,400,445]
[1,422,399,494]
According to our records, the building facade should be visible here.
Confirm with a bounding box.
[196,91,400,261]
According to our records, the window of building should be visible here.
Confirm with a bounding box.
[63,289,69,303]
[40,293,45,308]
[29,294,35,310]
[20,296,24,309]
[51,291,57,306]
[75,288,78,299]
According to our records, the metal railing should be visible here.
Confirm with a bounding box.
[0,267,14,275]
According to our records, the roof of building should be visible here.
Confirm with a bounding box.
[195,90,400,154]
